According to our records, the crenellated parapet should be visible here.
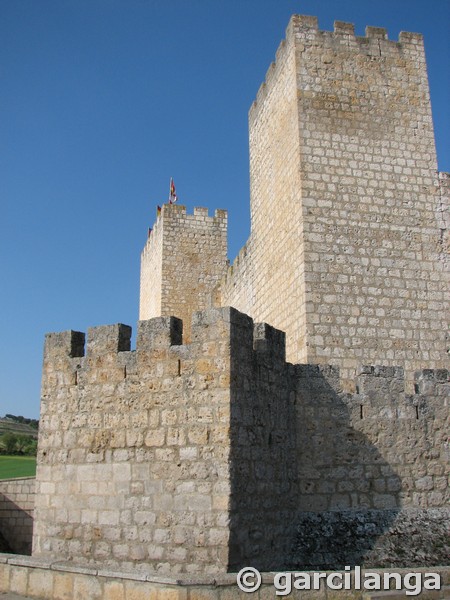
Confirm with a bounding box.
[35,307,450,572]
[36,309,231,572]
[249,14,426,124]
[35,308,298,572]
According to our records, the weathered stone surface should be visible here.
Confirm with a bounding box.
[33,302,449,572]
[139,205,228,343]
[291,508,450,570]
[219,15,449,392]
[25,12,450,579]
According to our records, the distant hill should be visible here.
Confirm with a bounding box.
[0,418,38,439]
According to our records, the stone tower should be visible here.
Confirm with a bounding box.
[139,204,228,341]
[220,16,449,387]
[31,15,449,576]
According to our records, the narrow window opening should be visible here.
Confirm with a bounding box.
[415,405,419,420]
[74,370,78,386]
[414,383,419,394]
[124,366,127,379]
[178,360,181,376]
[360,404,364,419]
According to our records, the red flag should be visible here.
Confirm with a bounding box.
[169,178,177,204]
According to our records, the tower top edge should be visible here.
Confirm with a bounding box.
[287,14,423,43]
[249,14,424,121]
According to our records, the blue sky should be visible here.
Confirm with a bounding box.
[1,0,449,419]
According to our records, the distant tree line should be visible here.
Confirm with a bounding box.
[0,432,37,456]
[3,414,39,429]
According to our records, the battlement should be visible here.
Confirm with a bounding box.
[42,308,290,366]
[249,14,425,123]
[36,307,450,572]
[156,203,227,222]
[289,13,424,44]
[42,309,449,406]
[220,242,250,290]
[141,204,227,256]
[44,330,85,359]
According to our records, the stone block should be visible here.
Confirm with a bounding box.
[87,324,132,355]
[156,587,188,600]
[334,21,354,35]
[44,330,85,360]
[137,317,182,351]
[124,580,158,600]
[28,568,54,596]
[9,566,28,595]
[73,573,103,599]
[365,25,388,39]
[103,580,125,600]
[0,564,10,591]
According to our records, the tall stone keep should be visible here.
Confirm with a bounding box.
[140,204,228,341]
[220,16,449,387]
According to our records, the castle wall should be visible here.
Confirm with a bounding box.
[33,308,449,573]
[290,364,449,569]
[140,205,228,342]
[226,312,449,570]
[33,311,233,574]
[221,21,308,361]
[220,16,449,387]
[227,317,298,570]
[0,477,35,554]
[438,171,450,266]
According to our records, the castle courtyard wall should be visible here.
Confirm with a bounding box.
[33,312,233,575]
[0,477,35,555]
[33,308,449,573]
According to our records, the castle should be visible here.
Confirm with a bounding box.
[31,15,449,575]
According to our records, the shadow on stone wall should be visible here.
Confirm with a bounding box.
[0,528,12,553]
[0,493,33,555]
[227,311,403,571]
[227,314,299,571]
[289,364,402,569]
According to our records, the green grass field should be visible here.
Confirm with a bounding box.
[0,456,36,480]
